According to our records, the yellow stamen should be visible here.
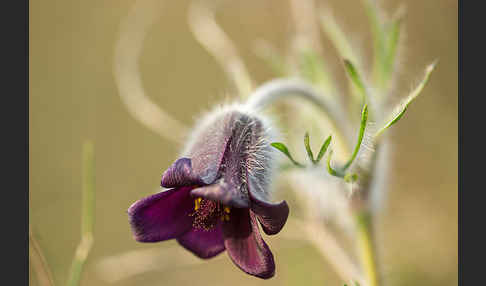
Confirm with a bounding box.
[194,197,202,210]
[224,206,231,214]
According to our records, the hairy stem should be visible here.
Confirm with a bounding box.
[246,78,353,157]
[356,211,380,286]
[288,172,364,285]
[304,219,364,285]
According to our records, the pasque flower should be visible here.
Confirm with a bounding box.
[128,105,289,279]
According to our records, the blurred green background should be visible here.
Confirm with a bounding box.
[29,0,457,285]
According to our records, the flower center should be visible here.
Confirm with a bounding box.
[191,197,230,231]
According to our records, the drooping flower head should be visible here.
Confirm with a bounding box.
[128,104,289,279]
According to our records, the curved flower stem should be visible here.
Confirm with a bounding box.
[356,211,380,286]
[302,219,364,285]
[245,78,353,157]
[188,1,254,98]
[248,78,385,285]
[114,0,189,143]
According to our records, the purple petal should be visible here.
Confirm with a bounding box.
[222,208,275,279]
[190,180,249,208]
[249,190,289,236]
[128,187,194,242]
[177,223,225,259]
[161,158,203,188]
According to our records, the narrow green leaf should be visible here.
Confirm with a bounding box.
[342,104,368,171]
[382,16,403,82]
[362,0,387,86]
[315,135,332,163]
[319,12,363,104]
[299,49,334,94]
[343,59,367,103]
[375,62,437,140]
[271,142,305,168]
[304,132,315,163]
[319,12,360,65]
[326,149,344,178]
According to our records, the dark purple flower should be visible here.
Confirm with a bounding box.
[128,107,289,279]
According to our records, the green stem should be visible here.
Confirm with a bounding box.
[66,234,94,286]
[67,141,95,286]
[356,211,380,286]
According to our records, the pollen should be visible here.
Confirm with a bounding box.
[194,197,202,210]
[220,206,231,221]
[221,214,230,222]
[191,198,230,230]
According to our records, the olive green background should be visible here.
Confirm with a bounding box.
[29,0,457,285]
